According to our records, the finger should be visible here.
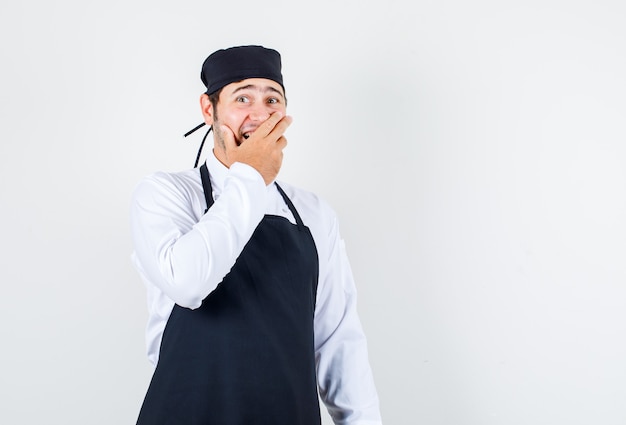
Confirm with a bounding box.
[276,135,288,150]
[253,112,285,139]
[264,115,293,142]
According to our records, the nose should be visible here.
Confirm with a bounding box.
[248,102,271,122]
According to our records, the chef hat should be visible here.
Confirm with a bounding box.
[200,45,284,95]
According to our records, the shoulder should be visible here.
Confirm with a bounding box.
[134,168,201,192]
[275,180,340,243]
[131,168,203,211]
[276,181,336,219]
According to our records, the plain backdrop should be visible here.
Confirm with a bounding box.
[1,1,625,424]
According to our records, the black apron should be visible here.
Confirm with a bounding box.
[136,163,321,425]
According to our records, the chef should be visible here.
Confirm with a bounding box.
[131,45,382,425]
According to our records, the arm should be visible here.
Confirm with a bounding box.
[131,113,291,309]
[130,163,268,309]
[314,214,383,425]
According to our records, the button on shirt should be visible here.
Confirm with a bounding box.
[130,151,382,424]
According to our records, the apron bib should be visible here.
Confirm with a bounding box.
[136,164,321,425]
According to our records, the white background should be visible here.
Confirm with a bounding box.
[1,1,625,424]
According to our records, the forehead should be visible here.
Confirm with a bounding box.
[220,78,285,97]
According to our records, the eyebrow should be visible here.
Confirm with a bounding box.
[231,84,284,98]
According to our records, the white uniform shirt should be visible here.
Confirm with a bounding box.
[130,151,382,424]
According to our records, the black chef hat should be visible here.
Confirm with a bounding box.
[185,45,285,168]
[201,45,284,96]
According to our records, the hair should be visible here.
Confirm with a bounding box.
[208,88,223,121]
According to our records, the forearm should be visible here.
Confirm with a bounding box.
[316,290,382,425]
[314,228,382,424]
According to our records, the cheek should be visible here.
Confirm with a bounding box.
[272,103,287,114]
[218,109,246,129]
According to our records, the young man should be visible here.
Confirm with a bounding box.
[131,45,382,425]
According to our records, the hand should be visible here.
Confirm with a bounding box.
[220,112,293,185]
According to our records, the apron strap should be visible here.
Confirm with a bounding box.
[199,162,214,213]
[275,183,304,230]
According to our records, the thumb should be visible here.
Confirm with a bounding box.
[220,125,237,151]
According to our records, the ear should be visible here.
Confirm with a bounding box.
[200,94,214,125]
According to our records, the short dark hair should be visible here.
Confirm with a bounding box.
[208,88,223,120]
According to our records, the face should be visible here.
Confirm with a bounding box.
[201,78,287,154]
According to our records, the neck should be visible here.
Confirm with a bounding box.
[212,147,230,168]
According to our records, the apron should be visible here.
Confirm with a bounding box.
[136,163,321,425]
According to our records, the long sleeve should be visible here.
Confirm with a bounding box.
[313,213,383,425]
[130,162,268,309]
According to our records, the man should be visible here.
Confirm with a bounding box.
[130,45,382,425]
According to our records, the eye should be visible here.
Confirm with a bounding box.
[267,97,279,104]
[236,96,250,103]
